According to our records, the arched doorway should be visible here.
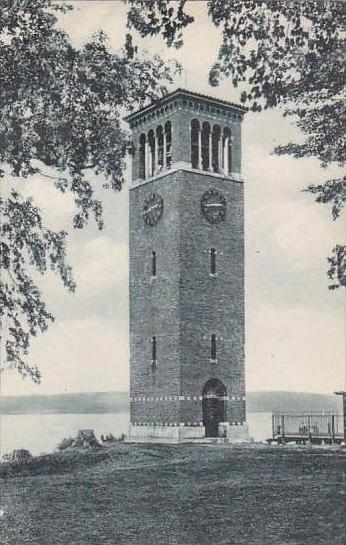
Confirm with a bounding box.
[202,379,227,437]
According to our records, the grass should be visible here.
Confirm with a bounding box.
[0,443,344,545]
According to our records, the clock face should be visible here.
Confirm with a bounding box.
[143,193,164,226]
[201,189,226,224]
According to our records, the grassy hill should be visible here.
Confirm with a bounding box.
[0,390,342,414]
[0,443,344,545]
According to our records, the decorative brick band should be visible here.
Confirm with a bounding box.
[131,421,246,427]
[132,422,203,427]
[130,162,244,189]
[130,395,246,402]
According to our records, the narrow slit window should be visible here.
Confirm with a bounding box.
[210,248,216,275]
[210,334,217,361]
[152,336,157,363]
[152,251,157,277]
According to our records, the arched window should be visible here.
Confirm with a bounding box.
[201,122,211,171]
[212,125,221,173]
[210,248,216,275]
[210,334,217,361]
[148,130,155,177]
[223,127,232,175]
[156,126,164,172]
[191,118,200,169]
[139,133,146,180]
[165,121,172,168]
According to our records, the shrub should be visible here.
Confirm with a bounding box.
[57,437,75,451]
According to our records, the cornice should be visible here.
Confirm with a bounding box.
[125,88,246,128]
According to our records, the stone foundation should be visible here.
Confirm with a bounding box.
[127,422,249,443]
[219,422,249,441]
[127,424,205,443]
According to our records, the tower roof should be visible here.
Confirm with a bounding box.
[124,88,247,124]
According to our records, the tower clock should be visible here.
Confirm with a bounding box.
[201,189,227,224]
[142,193,164,226]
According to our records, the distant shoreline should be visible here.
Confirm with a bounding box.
[1,410,129,416]
[0,391,341,415]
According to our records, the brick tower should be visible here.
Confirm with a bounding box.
[126,89,248,442]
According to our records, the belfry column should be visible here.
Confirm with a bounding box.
[229,136,233,173]
[145,139,149,178]
[148,140,153,177]
[223,135,229,175]
[154,133,158,174]
[218,136,223,174]
[163,130,167,169]
[208,131,213,171]
[198,128,202,170]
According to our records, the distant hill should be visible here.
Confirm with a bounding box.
[0,390,342,415]
[0,392,129,415]
[247,391,342,413]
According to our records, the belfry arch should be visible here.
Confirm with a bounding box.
[190,119,232,175]
[138,121,172,180]
[201,121,211,171]
[212,124,221,173]
[191,118,200,169]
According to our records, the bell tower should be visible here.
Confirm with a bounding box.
[126,89,248,442]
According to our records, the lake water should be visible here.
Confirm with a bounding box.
[0,412,272,456]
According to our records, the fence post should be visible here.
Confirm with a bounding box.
[281,415,285,443]
[331,413,335,444]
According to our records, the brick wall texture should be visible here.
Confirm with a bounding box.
[129,170,246,428]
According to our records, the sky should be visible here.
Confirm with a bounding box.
[2,1,345,397]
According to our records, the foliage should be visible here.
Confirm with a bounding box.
[126,0,193,48]
[304,178,345,221]
[304,177,346,288]
[0,0,178,380]
[327,245,346,291]
[126,0,346,288]
[56,430,100,450]
[1,190,75,380]
[56,436,75,451]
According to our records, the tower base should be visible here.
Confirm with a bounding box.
[126,423,249,444]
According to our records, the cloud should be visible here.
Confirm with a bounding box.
[244,135,344,277]
[246,305,344,393]
[56,1,128,50]
[250,199,342,273]
[73,236,128,297]
[22,178,76,231]
[2,317,129,396]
